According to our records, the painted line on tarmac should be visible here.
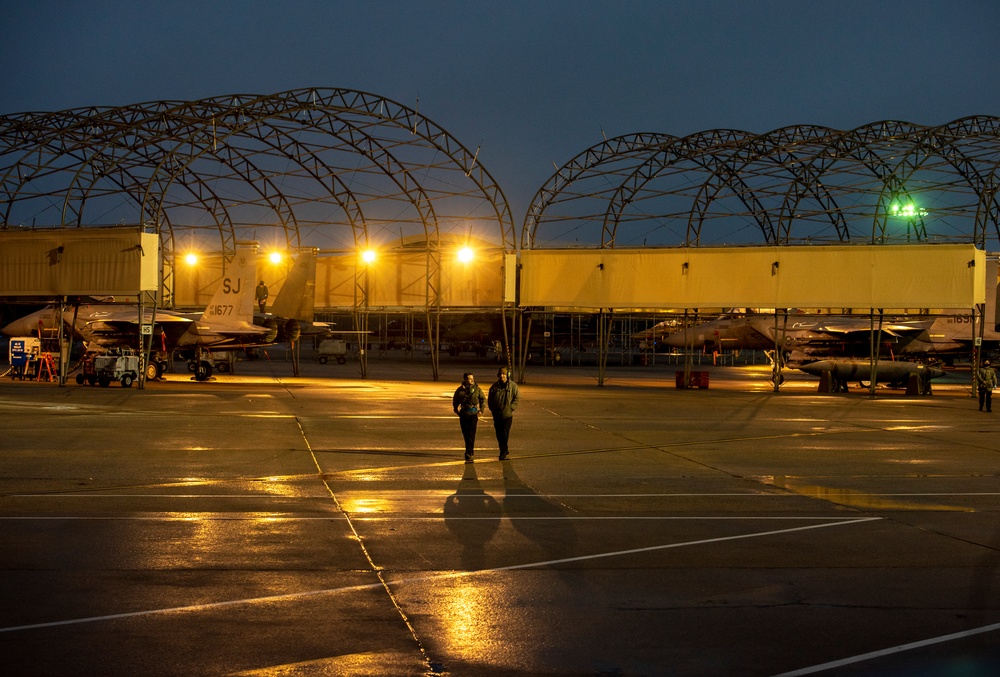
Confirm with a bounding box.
[358,516,875,521]
[0,491,866,498]
[771,620,1000,676]
[0,515,866,522]
[0,517,879,634]
[0,516,343,521]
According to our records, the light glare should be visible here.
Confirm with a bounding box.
[458,247,474,263]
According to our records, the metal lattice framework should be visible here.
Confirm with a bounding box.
[0,88,516,309]
[524,118,1000,250]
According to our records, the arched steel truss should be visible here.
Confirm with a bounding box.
[0,88,516,310]
[524,117,1000,250]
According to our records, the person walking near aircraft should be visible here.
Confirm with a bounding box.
[488,367,519,460]
[453,372,486,462]
[255,280,269,313]
[977,359,997,412]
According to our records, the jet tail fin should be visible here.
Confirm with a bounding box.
[199,248,258,328]
[269,251,316,322]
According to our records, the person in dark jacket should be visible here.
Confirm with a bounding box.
[487,367,520,460]
[255,280,269,313]
[978,359,997,412]
[453,372,486,461]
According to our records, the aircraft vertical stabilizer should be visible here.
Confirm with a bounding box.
[269,251,317,322]
[198,248,258,330]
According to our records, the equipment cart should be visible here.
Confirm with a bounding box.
[316,339,348,364]
[77,348,141,387]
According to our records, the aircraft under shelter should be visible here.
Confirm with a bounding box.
[520,120,1000,387]
[2,92,1000,389]
[0,88,517,381]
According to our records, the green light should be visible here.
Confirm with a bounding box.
[888,201,926,218]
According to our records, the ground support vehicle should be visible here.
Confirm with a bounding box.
[77,349,140,387]
[317,339,347,364]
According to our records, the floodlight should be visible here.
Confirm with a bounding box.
[458,246,474,263]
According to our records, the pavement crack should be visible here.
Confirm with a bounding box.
[297,416,443,676]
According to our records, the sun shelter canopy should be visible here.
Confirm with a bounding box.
[519,244,985,311]
[0,227,159,297]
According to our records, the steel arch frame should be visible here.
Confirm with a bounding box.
[0,88,516,381]
[524,117,1000,251]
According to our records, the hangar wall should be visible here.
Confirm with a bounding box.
[170,248,507,311]
[519,245,985,311]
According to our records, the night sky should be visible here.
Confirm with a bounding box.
[3,1,998,224]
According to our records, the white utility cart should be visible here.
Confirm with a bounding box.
[316,339,348,365]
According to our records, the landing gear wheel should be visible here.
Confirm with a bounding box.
[195,360,213,381]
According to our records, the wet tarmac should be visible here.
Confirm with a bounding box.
[1,356,998,675]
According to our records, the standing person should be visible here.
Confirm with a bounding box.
[488,367,520,460]
[255,280,269,313]
[453,372,486,461]
[978,359,997,412]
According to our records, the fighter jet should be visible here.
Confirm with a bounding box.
[2,248,270,381]
[663,313,934,361]
[663,314,774,353]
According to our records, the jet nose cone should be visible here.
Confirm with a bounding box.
[2,317,32,337]
[1,309,53,337]
[664,332,692,348]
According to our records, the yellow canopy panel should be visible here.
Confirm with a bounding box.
[0,228,160,296]
[519,245,985,311]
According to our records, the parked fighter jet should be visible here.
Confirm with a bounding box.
[663,314,774,352]
[662,313,919,357]
[665,259,1000,362]
[2,248,270,381]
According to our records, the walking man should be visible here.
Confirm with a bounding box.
[978,359,997,412]
[453,372,486,461]
[488,367,520,460]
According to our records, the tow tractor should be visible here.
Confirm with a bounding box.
[76,348,141,387]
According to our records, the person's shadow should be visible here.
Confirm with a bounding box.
[502,460,578,567]
[443,462,502,570]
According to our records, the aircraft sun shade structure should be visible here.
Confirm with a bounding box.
[0,227,159,296]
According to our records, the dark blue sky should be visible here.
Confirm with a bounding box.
[3,1,998,223]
